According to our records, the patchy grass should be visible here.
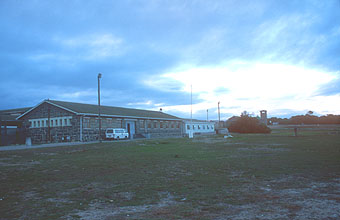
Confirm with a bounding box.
[1,128,340,219]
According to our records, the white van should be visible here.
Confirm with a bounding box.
[105,128,129,140]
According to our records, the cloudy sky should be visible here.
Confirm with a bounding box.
[1,0,339,120]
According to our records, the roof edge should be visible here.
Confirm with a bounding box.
[16,99,182,121]
[46,100,79,115]
[80,113,181,121]
[16,99,78,120]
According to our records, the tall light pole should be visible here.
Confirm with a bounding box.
[189,84,193,138]
[191,85,192,123]
[98,73,102,143]
[207,109,208,122]
[218,101,221,127]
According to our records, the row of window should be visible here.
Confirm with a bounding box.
[29,117,72,128]
[83,117,126,129]
[186,124,214,130]
[83,117,181,129]
[145,121,180,129]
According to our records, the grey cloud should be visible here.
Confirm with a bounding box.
[0,0,339,117]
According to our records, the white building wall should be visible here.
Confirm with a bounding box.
[184,121,215,135]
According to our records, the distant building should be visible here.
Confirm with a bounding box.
[260,110,267,125]
[0,107,31,146]
[16,99,184,144]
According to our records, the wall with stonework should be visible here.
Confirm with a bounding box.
[20,101,184,144]
[20,102,80,144]
[137,119,183,138]
[81,116,125,141]
[81,117,183,140]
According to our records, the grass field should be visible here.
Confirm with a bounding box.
[1,127,340,219]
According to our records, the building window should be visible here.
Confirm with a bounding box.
[69,119,72,126]
[46,120,48,126]
[64,119,67,126]
[55,119,58,126]
[192,125,195,130]
[154,121,157,128]
[171,123,174,128]
[107,118,112,126]
[51,120,53,127]
[148,121,151,128]
[84,118,90,128]
[38,121,40,127]
[140,120,145,128]
[60,119,63,126]
[42,120,44,127]
[203,125,206,129]
[33,121,36,128]
[177,122,180,128]
[187,125,190,130]
[198,125,200,130]
[29,121,32,127]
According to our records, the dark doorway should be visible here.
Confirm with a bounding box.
[127,123,131,136]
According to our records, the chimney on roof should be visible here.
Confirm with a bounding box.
[159,108,162,112]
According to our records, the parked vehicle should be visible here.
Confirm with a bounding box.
[105,128,129,140]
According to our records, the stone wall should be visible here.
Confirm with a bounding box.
[21,102,184,144]
[138,119,183,138]
[82,118,183,140]
[21,102,80,144]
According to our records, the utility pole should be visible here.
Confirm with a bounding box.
[98,73,102,143]
[218,101,221,127]
[48,105,51,143]
[189,85,193,138]
[207,109,208,121]
[190,85,192,123]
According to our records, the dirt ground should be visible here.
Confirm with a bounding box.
[1,129,340,219]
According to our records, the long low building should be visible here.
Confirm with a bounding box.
[16,99,184,144]
[183,119,216,136]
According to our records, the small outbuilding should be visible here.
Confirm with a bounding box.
[183,119,215,136]
[0,107,31,146]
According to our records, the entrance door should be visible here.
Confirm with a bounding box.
[126,121,135,139]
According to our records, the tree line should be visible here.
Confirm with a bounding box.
[268,114,340,125]
[226,112,340,134]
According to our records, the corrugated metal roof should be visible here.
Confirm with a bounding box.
[0,107,32,115]
[182,118,215,123]
[47,100,181,120]
[0,107,32,121]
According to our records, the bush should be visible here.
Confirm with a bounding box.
[228,115,271,133]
